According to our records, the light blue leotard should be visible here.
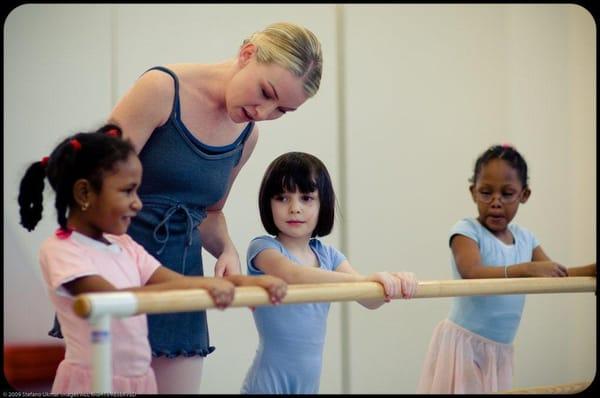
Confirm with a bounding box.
[448,218,539,344]
[241,235,346,394]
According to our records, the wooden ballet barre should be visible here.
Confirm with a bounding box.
[77,277,596,393]
[497,380,591,394]
[73,277,595,319]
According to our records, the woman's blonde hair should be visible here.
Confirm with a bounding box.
[242,22,322,97]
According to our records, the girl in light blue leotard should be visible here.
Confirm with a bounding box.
[417,145,594,394]
[241,152,418,394]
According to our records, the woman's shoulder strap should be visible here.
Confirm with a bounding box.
[141,66,181,117]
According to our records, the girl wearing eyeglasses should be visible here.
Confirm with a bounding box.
[417,144,594,394]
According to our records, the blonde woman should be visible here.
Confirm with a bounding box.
[48,22,323,394]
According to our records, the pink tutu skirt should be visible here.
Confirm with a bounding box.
[52,360,157,394]
[417,319,514,394]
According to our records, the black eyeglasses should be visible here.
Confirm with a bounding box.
[475,190,521,204]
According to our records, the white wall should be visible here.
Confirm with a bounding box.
[3,4,595,394]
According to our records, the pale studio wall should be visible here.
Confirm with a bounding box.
[3,4,595,394]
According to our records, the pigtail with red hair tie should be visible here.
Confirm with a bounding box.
[106,128,120,137]
[70,139,82,151]
[40,156,49,167]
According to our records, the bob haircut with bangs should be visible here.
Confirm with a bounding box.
[258,152,335,238]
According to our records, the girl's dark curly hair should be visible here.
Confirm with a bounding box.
[470,144,529,188]
[18,124,135,231]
